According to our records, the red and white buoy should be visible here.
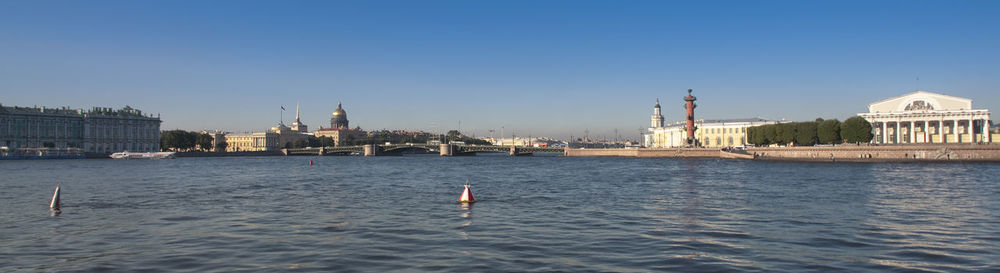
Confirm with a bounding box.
[458,180,475,203]
[50,185,61,210]
[309,160,313,166]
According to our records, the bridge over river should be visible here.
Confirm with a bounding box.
[283,144,565,156]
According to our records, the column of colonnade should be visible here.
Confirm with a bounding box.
[970,116,975,143]
[908,121,914,143]
[897,119,904,144]
[938,117,944,143]
[883,120,888,143]
[923,121,928,143]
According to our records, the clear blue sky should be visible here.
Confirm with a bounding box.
[2,1,998,140]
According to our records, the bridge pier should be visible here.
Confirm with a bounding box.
[440,144,453,156]
[508,146,534,156]
[363,144,383,156]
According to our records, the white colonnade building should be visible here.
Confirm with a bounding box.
[859,91,991,144]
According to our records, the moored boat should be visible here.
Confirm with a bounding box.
[110,151,176,159]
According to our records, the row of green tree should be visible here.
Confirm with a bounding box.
[289,136,337,148]
[747,116,873,146]
[161,130,224,151]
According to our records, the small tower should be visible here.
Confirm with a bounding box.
[684,89,697,145]
[650,99,664,128]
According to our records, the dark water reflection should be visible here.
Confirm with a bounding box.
[1,156,997,272]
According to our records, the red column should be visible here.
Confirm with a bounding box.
[683,89,697,144]
[686,100,695,139]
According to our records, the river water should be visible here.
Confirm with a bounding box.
[1,155,998,272]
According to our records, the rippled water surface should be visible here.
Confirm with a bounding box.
[2,156,998,272]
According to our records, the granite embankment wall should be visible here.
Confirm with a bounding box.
[564,148,719,158]
[565,144,1000,162]
[746,145,1000,162]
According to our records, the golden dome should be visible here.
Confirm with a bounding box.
[332,102,346,116]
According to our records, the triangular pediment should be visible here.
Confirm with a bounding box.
[868,91,973,113]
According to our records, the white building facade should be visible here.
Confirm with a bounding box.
[859,91,992,144]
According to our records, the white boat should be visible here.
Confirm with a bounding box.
[110,151,176,159]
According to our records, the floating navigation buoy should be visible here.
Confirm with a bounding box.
[50,185,61,211]
[309,160,313,166]
[458,180,475,203]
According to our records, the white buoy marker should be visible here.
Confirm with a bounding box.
[458,179,475,203]
[50,185,61,210]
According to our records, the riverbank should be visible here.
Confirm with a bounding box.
[565,144,1000,162]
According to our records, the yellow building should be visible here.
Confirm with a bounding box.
[270,124,309,148]
[646,118,779,148]
[222,123,311,152]
[314,128,364,147]
[224,132,279,151]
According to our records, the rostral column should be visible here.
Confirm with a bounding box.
[684,89,697,145]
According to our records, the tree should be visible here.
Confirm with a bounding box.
[773,124,784,145]
[841,116,873,143]
[795,122,818,146]
[748,126,767,146]
[161,130,197,151]
[196,133,214,151]
[778,123,797,145]
[754,126,767,146]
[446,130,461,141]
[43,141,56,148]
[216,139,228,152]
[320,136,335,147]
[763,124,777,145]
[817,119,841,144]
[307,136,322,147]
[293,139,309,148]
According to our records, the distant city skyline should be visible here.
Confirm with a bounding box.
[2,1,998,139]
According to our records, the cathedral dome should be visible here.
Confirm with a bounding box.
[332,102,346,116]
[330,102,350,129]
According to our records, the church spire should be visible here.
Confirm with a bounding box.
[295,101,301,122]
